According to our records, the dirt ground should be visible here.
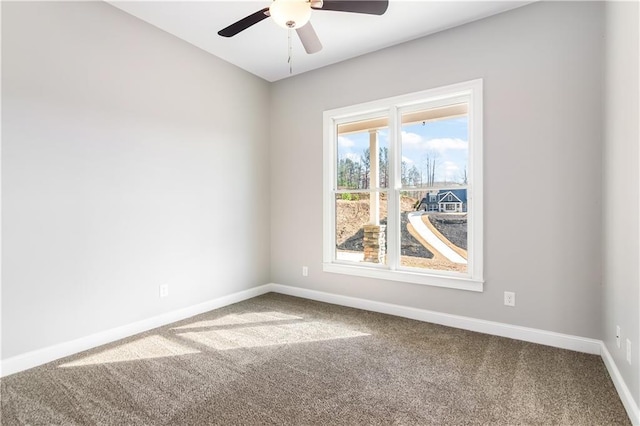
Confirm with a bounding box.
[336,195,467,273]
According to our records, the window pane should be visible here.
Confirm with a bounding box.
[399,190,467,274]
[335,192,387,265]
[337,121,389,189]
[398,105,469,274]
[400,105,468,189]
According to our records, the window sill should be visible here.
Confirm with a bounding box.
[322,262,484,292]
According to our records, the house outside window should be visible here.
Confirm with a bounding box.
[323,79,483,291]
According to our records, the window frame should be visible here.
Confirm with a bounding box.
[322,79,484,292]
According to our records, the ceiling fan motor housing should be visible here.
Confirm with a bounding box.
[269,0,312,30]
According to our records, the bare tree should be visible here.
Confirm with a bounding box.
[422,151,439,187]
[459,165,468,185]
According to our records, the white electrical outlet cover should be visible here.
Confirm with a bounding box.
[159,284,169,298]
[504,291,515,307]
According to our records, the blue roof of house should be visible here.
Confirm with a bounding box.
[421,189,467,204]
[438,189,467,203]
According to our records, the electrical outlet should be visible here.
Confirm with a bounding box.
[159,284,169,298]
[302,266,308,277]
[504,291,515,307]
[627,339,632,364]
[616,325,621,348]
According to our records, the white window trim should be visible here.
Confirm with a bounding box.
[323,79,484,292]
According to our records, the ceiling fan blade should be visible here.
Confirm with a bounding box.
[314,0,389,15]
[296,22,323,54]
[218,8,270,37]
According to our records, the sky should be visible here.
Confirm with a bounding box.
[337,115,469,186]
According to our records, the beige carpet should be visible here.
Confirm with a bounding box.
[0,293,631,425]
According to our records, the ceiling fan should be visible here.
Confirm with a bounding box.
[218,0,389,54]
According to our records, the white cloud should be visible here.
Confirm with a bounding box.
[338,136,355,148]
[443,161,460,180]
[426,138,468,153]
[443,161,460,172]
[402,156,414,164]
[401,133,467,154]
[401,131,423,146]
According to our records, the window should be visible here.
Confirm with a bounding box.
[323,79,483,291]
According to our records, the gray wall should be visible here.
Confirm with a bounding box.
[1,2,271,359]
[270,2,604,338]
[603,1,640,405]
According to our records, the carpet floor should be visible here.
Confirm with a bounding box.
[0,293,631,425]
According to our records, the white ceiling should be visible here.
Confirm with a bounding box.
[108,1,531,82]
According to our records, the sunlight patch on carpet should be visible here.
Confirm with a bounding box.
[177,321,370,351]
[59,335,200,368]
[172,311,303,330]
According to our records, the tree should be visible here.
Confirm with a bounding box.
[408,165,421,187]
[337,157,363,189]
[361,146,389,188]
[379,147,389,188]
[360,148,370,189]
[401,160,408,186]
[459,165,468,185]
[422,151,439,187]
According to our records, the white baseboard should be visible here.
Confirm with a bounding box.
[268,283,602,354]
[601,343,640,425]
[0,284,272,377]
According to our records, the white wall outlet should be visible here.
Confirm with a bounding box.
[159,284,169,298]
[302,266,308,277]
[504,291,515,307]
[626,339,632,364]
[616,325,621,348]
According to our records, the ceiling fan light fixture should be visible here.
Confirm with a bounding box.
[269,0,312,29]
